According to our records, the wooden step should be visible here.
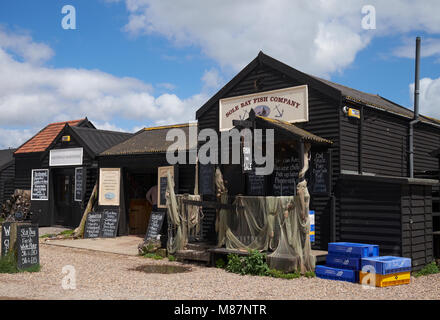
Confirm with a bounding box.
[176,249,211,263]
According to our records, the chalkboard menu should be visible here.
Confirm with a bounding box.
[272,156,300,196]
[99,209,120,238]
[157,166,174,208]
[31,169,49,201]
[144,211,166,241]
[16,224,39,269]
[1,222,11,256]
[74,167,83,202]
[247,170,266,196]
[84,212,102,239]
[199,164,214,195]
[308,151,331,196]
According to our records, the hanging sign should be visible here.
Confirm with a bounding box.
[199,164,214,195]
[157,166,174,209]
[49,148,83,166]
[74,167,83,202]
[98,168,121,206]
[31,169,49,201]
[219,85,308,131]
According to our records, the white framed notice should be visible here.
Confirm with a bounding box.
[31,169,49,201]
[98,168,121,206]
[219,85,309,131]
[49,148,83,167]
[157,166,174,209]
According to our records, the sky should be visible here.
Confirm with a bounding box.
[0,0,439,149]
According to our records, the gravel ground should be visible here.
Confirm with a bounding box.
[0,244,439,300]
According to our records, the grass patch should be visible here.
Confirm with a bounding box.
[414,262,440,277]
[0,252,40,274]
[40,233,55,239]
[215,258,226,269]
[168,255,176,262]
[59,229,75,237]
[267,269,301,279]
[143,253,164,260]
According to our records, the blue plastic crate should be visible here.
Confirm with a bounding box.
[328,242,379,258]
[326,254,361,271]
[361,256,412,275]
[315,265,358,283]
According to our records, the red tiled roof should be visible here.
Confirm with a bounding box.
[14,119,85,154]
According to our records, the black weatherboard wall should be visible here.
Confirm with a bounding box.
[29,124,133,228]
[195,51,440,269]
[0,149,16,204]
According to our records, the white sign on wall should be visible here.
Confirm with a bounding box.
[49,148,83,167]
[219,85,309,131]
[98,168,121,206]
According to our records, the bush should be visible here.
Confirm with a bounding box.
[242,250,269,276]
[168,255,176,262]
[215,258,226,269]
[226,254,244,274]
[415,262,440,277]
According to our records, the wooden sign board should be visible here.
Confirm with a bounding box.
[247,170,266,196]
[272,156,300,196]
[84,212,102,239]
[157,166,174,209]
[1,222,11,256]
[98,168,121,206]
[199,164,214,196]
[308,151,332,196]
[31,169,49,201]
[144,211,166,242]
[99,208,120,238]
[74,167,83,202]
[16,224,39,270]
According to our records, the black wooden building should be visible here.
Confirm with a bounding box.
[0,148,16,205]
[98,123,197,236]
[195,52,440,270]
[14,119,132,227]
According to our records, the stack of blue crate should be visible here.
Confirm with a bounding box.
[315,242,379,283]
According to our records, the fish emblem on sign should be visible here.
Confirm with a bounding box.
[105,192,115,200]
[253,105,271,117]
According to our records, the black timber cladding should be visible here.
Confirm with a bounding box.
[196,54,341,249]
[0,148,16,204]
[195,51,440,257]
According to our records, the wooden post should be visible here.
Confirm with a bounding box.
[74,182,98,238]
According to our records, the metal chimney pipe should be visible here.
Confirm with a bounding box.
[409,37,421,178]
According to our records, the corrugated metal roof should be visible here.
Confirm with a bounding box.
[256,116,333,145]
[71,127,134,156]
[0,148,16,171]
[100,123,197,156]
[14,119,86,154]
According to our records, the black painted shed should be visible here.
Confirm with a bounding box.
[15,120,133,228]
[0,148,16,206]
[195,51,440,270]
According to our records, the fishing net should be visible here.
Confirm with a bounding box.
[166,171,203,254]
[214,141,315,273]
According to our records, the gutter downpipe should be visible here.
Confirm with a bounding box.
[409,37,421,178]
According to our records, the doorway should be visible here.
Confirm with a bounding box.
[53,168,74,226]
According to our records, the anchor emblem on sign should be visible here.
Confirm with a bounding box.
[274,105,284,118]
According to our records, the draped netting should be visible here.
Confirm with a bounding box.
[166,171,203,254]
[214,166,315,273]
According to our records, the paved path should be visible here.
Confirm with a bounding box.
[43,235,144,256]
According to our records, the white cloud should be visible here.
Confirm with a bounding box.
[394,37,440,59]
[118,0,440,77]
[410,77,440,119]
[0,29,208,149]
